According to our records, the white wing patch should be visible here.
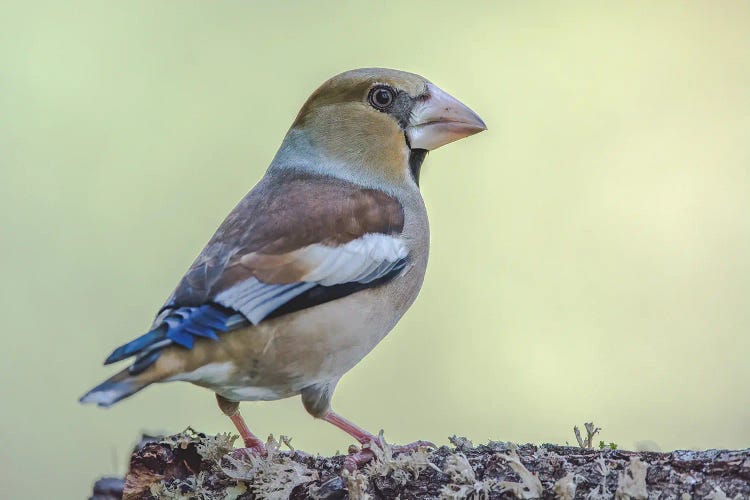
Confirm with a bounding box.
[214,233,408,325]
[300,233,408,285]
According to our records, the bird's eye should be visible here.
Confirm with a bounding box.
[368,85,395,110]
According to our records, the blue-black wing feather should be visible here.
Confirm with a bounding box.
[103,304,240,370]
[102,258,407,373]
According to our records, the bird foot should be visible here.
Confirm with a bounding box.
[343,446,375,472]
[391,440,437,453]
[229,439,267,460]
[342,439,435,473]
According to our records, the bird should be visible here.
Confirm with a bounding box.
[81,68,486,462]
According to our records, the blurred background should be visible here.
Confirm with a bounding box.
[2,1,749,498]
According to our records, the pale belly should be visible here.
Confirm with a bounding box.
[166,261,425,402]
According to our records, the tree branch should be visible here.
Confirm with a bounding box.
[90,429,750,499]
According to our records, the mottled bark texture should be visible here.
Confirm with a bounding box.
[91,430,750,499]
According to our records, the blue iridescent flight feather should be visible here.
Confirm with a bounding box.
[104,304,241,364]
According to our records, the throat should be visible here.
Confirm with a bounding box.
[408,149,428,186]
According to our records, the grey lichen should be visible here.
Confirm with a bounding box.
[439,446,543,499]
[148,472,247,500]
[221,434,318,498]
[439,452,495,499]
[706,486,745,500]
[340,469,370,500]
[552,472,577,500]
[614,457,648,500]
[497,448,544,499]
[574,422,602,449]
[587,456,613,500]
[363,431,436,486]
[196,432,238,463]
[332,431,435,500]
[112,430,750,499]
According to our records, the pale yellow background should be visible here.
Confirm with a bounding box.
[1,1,749,498]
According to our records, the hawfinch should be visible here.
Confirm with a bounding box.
[81,68,486,458]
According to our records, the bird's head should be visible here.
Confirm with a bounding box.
[284,68,486,186]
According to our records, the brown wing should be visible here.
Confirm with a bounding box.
[165,170,406,323]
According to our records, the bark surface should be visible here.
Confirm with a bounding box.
[90,430,750,499]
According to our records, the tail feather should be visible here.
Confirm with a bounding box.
[128,349,163,375]
[79,369,152,408]
[103,304,241,367]
[83,304,245,408]
[104,327,166,365]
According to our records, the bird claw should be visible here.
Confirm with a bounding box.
[342,439,435,473]
[343,446,375,473]
[391,440,436,452]
[229,441,267,460]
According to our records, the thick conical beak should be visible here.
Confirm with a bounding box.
[406,83,487,151]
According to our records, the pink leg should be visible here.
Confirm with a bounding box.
[323,410,435,471]
[229,411,266,453]
[216,393,266,455]
[323,411,377,445]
